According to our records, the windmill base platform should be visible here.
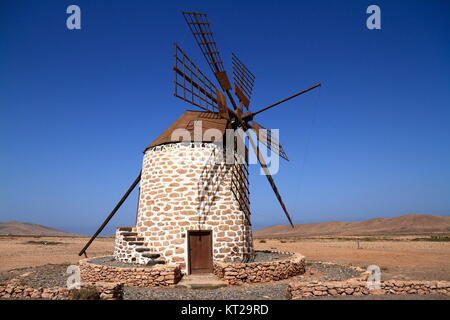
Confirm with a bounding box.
[79,252,306,287]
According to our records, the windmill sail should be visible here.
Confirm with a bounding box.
[246,132,294,227]
[252,121,289,161]
[173,43,219,112]
[182,12,232,92]
[232,53,255,110]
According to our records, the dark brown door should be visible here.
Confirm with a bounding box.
[188,231,213,274]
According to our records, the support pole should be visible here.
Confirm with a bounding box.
[252,83,321,116]
[78,172,142,256]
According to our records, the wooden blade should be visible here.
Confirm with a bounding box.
[246,131,294,228]
[182,12,233,92]
[252,121,289,161]
[173,43,219,112]
[216,88,230,120]
[232,53,255,110]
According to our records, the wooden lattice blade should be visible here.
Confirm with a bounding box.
[182,12,232,92]
[252,121,289,161]
[173,43,219,112]
[232,53,255,110]
[246,131,294,228]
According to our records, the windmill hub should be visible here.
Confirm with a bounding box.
[240,112,253,123]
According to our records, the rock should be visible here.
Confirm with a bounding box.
[345,288,354,295]
[328,289,338,295]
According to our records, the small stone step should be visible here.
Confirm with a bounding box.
[121,232,138,237]
[146,260,166,266]
[142,253,161,259]
[117,227,133,232]
[123,237,137,242]
[136,237,144,241]
[129,241,144,246]
[135,247,150,253]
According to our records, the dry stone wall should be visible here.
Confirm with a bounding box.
[79,257,183,287]
[0,283,68,300]
[288,280,450,299]
[0,280,123,300]
[135,142,254,271]
[214,252,306,285]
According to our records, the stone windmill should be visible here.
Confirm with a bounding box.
[79,12,320,274]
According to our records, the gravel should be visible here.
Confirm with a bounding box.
[306,260,361,281]
[86,251,291,268]
[0,264,70,289]
[88,256,154,268]
[124,282,291,300]
[251,251,292,263]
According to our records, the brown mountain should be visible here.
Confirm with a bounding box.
[0,221,80,237]
[253,214,450,238]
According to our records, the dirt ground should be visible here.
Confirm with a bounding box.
[0,236,114,272]
[1,235,449,282]
[255,236,450,281]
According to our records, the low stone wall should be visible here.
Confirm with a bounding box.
[0,281,123,300]
[287,280,450,299]
[0,283,68,300]
[79,282,124,300]
[214,252,305,285]
[79,256,183,287]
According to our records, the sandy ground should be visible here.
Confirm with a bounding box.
[1,235,449,282]
[0,236,114,271]
[255,237,450,281]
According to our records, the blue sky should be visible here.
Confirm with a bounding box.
[1,0,449,235]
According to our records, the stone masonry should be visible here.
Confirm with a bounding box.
[114,227,164,265]
[79,256,183,287]
[0,279,123,300]
[115,142,254,272]
[214,252,306,285]
[287,280,450,299]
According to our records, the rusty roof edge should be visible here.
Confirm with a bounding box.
[143,110,228,151]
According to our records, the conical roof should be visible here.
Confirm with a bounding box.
[145,110,229,150]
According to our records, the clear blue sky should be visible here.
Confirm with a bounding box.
[1,0,449,235]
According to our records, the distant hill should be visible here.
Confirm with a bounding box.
[0,221,80,237]
[253,214,450,238]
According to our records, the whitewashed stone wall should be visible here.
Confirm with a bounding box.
[135,142,254,271]
[113,227,139,263]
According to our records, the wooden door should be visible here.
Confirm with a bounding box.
[188,231,213,274]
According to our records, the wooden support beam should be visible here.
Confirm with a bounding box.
[78,172,141,256]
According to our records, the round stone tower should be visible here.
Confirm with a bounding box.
[114,110,254,273]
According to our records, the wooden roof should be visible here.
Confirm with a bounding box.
[145,110,229,150]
